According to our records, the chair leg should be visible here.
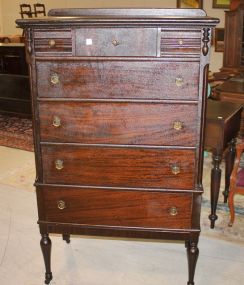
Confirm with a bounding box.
[228,189,235,227]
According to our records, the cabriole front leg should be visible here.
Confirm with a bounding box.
[40,234,53,284]
[185,239,199,285]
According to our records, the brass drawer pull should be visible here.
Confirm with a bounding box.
[173,121,183,131]
[53,116,61,128]
[112,39,120,46]
[57,200,66,210]
[55,159,64,170]
[175,76,184,87]
[49,39,56,48]
[169,207,178,216]
[171,164,180,175]
[50,73,59,85]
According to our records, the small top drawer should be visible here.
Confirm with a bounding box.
[75,28,157,57]
[34,29,72,56]
[161,30,201,55]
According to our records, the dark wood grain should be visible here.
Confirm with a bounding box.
[36,60,200,100]
[205,100,242,228]
[222,7,244,72]
[39,101,198,145]
[16,8,219,285]
[75,28,157,57]
[205,100,242,151]
[161,30,201,54]
[42,186,192,229]
[47,8,207,17]
[41,145,195,189]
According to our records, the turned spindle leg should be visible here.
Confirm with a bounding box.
[62,234,71,244]
[223,139,236,203]
[185,240,199,285]
[40,234,53,284]
[209,152,222,228]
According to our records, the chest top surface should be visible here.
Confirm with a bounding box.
[16,8,219,27]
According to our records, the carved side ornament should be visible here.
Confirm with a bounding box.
[202,28,210,56]
[26,28,32,54]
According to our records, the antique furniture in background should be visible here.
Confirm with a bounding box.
[16,8,218,285]
[214,75,244,135]
[221,0,244,74]
[228,141,244,226]
[20,3,46,18]
[214,27,225,52]
[0,43,30,117]
[34,3,46,17]
[205,100,242,228]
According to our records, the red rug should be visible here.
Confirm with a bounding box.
[0,114,33,151]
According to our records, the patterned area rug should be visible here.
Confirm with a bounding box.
[0,114,33,152]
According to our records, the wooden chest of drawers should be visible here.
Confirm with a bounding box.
[16,8,218,285]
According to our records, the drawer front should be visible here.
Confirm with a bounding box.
[37,61,199,100]
[39,102,198,146]
[75,28,157,57]
[34,29,72,55]
[41,145,195,189]
[161,30,201,54]
[41,186,192,229]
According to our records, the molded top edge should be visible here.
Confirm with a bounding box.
[47,8,207,17]
[16,8,220,27]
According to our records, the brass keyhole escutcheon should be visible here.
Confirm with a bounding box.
[173,121,183,131]
[49,39,56,48]
[175,76,184,87]
[57,200,66,210]
[178,39,183,45]
[53,116,61,128]
[112,39,120,46]
[169,207,178,216]
[55,159,64,170]
[50,73,59,85]
[171,164,180,175]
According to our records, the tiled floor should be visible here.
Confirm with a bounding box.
[0,146,243,285]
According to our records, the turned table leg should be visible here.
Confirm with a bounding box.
[223,139,236,203]
[62,234,71,244]
[209,151,222,229]
[185,239,199,285]
[40,234,53,284]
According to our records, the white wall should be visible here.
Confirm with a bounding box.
[0,0,228,71]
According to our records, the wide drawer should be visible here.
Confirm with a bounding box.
[39,101,198,146]
[75,28,157,57]
[41,145,196,189]
[41,186,193,229]
[36,60,200,100]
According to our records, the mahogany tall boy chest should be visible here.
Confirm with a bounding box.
[17,9,218,285]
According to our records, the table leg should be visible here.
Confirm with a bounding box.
[223,139,236,203]
[209,151,222,229]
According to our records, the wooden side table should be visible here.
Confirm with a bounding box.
[205,100,242,228]
[214,76,244,135]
